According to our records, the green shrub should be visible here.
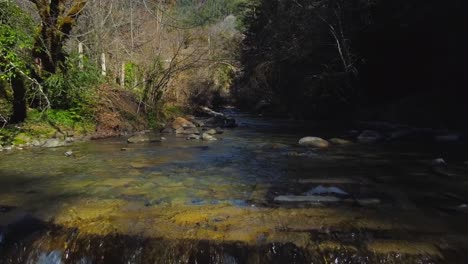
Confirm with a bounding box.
[43,54,102,117]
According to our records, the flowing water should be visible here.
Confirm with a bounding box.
[1,110,468,263]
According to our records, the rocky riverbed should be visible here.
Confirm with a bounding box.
[1,109,468,263]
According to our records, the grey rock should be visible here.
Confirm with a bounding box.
[305,185,348,196]
[31,140,44,147]
[42,139,65,148]
[274,195,341,203]
[215,127,224,134]
[64,150,73,157]
[65,137,74,143]
[298,137,329,148]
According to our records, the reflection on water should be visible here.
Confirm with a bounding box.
[1,111,468,263]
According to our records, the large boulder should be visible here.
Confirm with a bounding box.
[298,137,329,148]
[170,117,196,130]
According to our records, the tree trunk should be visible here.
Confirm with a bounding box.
[10,75,27,123]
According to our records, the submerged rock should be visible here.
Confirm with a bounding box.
[64,150,73,157]
[127,134,162,143]
[298,137,329,148]
[357,130,382,143]
[305,185,348,196]
[329,138,353,145]
[274,195,341,203]
[36,250,62,264]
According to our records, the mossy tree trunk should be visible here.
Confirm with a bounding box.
[29,0,87,75]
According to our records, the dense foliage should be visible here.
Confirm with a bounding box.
[237,0,465,126]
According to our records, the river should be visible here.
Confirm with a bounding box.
[1,110,468,263]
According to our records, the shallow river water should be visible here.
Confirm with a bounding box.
[1,110,468,263]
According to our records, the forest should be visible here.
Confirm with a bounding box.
[1,0,465,146]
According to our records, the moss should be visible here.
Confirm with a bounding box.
[13,132,31,145]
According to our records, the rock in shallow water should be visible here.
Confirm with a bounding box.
[176,127,199,135]
[42,138,66,148]
[274,195,341,203]
[298,137,329,148]
[36,250,62,264]
[202,133,217,141]
[171,117,196,129]
[329,138,352,145]
[305,185,348,196]
[127,134,162,143]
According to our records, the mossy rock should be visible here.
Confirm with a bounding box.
[13,133,31,145]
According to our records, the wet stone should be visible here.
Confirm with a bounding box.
[298,137,329,148]
[305,185,348,196]
[274,195,341,203]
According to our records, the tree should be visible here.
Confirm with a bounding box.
[29,0,87,75]
[0,1,35,123]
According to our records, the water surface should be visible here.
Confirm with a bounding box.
[1,111,468,263]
